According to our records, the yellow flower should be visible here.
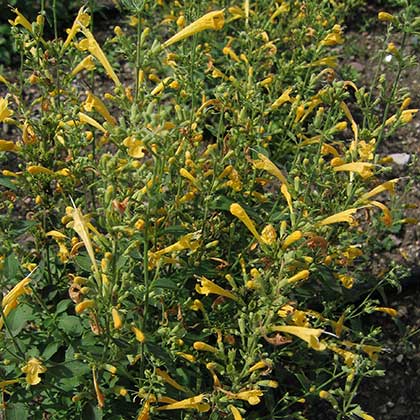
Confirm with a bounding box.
[1,276,32,330]
[112,307,123,329]
[46,230,67,241]
[9,8,33,32]
[270,2,290,21]
[132,326,146,343]
[21,358,47,385]
[271,88,293,109]
[63,6,90,48]
[320,24,344,46]
[270,325,326,351]
[92,366,105,408]
[0,97,13,122]
[0,139,19,152]
[156,368,186,392]
[0,75,8,84]
[374,307,398,317]
[228,389,263,405]
[75,299,95,314]
[195,276,238,301]
[154,232,201,258]
[360,344,381,361]
[383,109,418,127]
[71,55,96,76]
[163,10,225,48]
[230,203,263,244]
[261,224,277,245]
[123,136,146,159]
[79,26,121,86]
[318,208,359,226]
[176,352,196,363]
[287,270,310,284]
[157,394,210,412]
[307,56,338,68]
[282,230,302,250]
[252,153,288,185]
[333,162,374,179]
[79,112,107,133]
[378,11,394,22]
[84,92,116,126]
[369,200,392,226]
[248,360,270,373]
[328,344,356,366]
[337,274,354,289]
[65,202,100,275]
[229,404,243,420]
[193,341,218,353]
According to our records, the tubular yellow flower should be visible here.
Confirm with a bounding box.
[154,232,201,257]
[193,341,217,353]
[137,399,150,420]
[179,167,197,184]
[27,165,54,176]
[369,200,392,226]
[195,276,238,301]
[374,307,398,317]
[248,360,270,373]
[383,109,418,127]
[9,8,33,32]
[328,344,356,366]
[46,230,67,241]
[271,88,292,109]
[307,56,338,68]
[156,368,187,392]
[66,202,100,275]
[318,208,359,226]
[252,153,288,185]
[230,203,263,243]
[163,10,225,48]
[176,352,196,363]
[228,389,263,405]
[358,179,399,202]
[79,26,121,86]
[21,358,47,385]
[281,183,293,215]
[1,275,32,330]
[271,325,326,351]
[71,55,96,76]
[0,75,8,84]
[282,230,302,250]
[157,394,210,412]
[320,24,344,46]
[92,367,105,408]
[378,11,394,22]
[75,299,95,314]
[84,92,116,126]
[151,77,171,95]
[333,162,374,179]
[287,270,310,284]
[63,6,90,48]
[112,307,123,329]
[0,139,19,152]
[0,97,13,122]
[261,224,277,245]
[123,136,145,159]
[337,274,354,289]
[79,112,107,133]
[229,405,243,420]
[132,326,146,343]
[270,2,290,21]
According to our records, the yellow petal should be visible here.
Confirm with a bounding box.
[132,326,146,343]
[230,203,262,243]
[195,276,238,301]
[157,394,209,411]
[79,112,106,133]
[84,91,116,126]
[252,153,288,185]
[358,179,399,202]
[156,368,187,392]
[229,405,243,420]
[0,139,19,152]
[163,10,225,48]
[318,208,359,226]
[271,325,326,351]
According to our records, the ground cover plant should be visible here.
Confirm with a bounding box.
[0,0,419,419]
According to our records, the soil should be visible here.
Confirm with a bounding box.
[342,26,420,419]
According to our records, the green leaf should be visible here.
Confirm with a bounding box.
[5,304,34,335]
[42,341,61,360]
[57,315,83,336]
[152,277,178,290]
[56,299,72,314]
[0,176,17,190]
[82,403,103,420]
[3,254,19,279]
[5,403,29,420]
